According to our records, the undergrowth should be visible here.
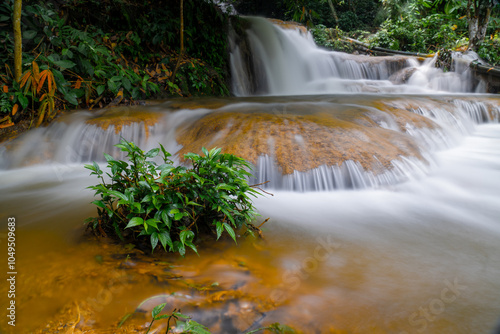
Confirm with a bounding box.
[85,139,263,256]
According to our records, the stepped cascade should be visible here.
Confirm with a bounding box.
[1,17,496,190]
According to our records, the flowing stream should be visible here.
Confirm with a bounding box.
[1,17,500,333]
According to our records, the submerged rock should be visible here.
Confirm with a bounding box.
[176,105,427,175]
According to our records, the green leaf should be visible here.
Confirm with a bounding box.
[152,303,167,318]
[138,180,151,189]
[150,232,159,251]
[186,240,199,255]
[108,190,129,202]
[174,212,184,221]
[173,312,191,319]
[108,80,118,93]
[64,91,79,105]
[221,207,235,225]
[126,217,144,228]
[54,59,76,71]
[146,219,159,230]
[184,152,200,161]
[161,211,172,229]
[103,153,114,162]
[145,148,160,158]
[223,223,237,243]
[122,77,132,91]
[96,85,105,96]
[209,147,222,157]
[179,230,187,246]
[158,231,173,250]
[61,48,74,58]
[17,94,28,109]
[216,183,235,191]
[201,147,209,157]
[182,319,211,334]
[186,199,202,207]
[154,314,172,320]
[84,163,96,172]
[23,30,37,39]
[158,143,171,159]
[160,164,175,175]
[91,200,107,209]
[141,194,152,203]
[215,221,223,240]
[178,244,186,257]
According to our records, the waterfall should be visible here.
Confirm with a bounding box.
[0,17,498,191]
[229,17,485,96]
[1,95,499,191]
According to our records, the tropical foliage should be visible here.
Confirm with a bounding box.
[0,0,233,129]
[370,0,499,53]
[85,139,263,256]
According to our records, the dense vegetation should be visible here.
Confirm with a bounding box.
[233,0,383,32]
[234,0,499,65]
[369,0,500,58]
[0,0,233,129]
[85,139,262,256]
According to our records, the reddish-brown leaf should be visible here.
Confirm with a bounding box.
[37,70,48,94]
[74,78,82,90]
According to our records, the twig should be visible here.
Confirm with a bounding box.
[250,181,273,196]
[250,180,270,187]
[257,218,269,229]
[253,187,273,196]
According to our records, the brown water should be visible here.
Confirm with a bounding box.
[0,212,492,334]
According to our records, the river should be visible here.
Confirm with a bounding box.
[0,17,499,334]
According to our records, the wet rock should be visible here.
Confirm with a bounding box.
[176,109,425,175]
[388,67,418,84]
[85,108,163,137]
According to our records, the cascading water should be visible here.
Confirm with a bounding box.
[1,17,500,334]
[229,17,484,96]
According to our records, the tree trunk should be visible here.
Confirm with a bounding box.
[13,0,22,82]
[327,0,339,27]
[467,0,492,51]
[180,0,184,54]
[171,0,184,82]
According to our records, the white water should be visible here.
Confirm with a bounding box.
[230,17,483,96]
[254,123,500,333]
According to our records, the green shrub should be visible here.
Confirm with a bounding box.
[144,304,210,334]
[311,25,354,53]
[477,34,500,66]
[85,139,262,256]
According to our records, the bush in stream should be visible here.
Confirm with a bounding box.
[84,139,262,256]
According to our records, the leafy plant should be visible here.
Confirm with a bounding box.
[477,33,500,66]
[145,304,210,334]
[85,139,263,256]
[18,61,58,126]
[247,323,298,334]
[119,300,297,334]
[311,25,355,53]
